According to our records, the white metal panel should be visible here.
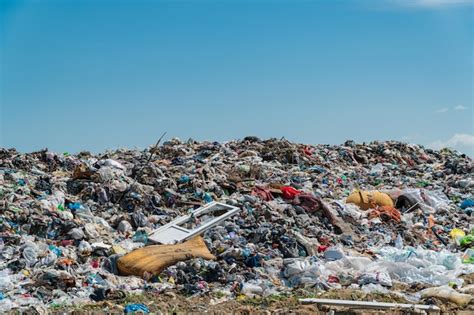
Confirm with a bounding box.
[149,201,239,244]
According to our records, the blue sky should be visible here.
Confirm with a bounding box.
[1,0,473,155]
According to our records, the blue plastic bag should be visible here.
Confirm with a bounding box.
[460,199,474,210]
[124,303,149,314]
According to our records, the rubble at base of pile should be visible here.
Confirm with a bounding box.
[0,138,473,312]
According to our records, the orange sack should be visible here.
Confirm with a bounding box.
[117,236,216,277]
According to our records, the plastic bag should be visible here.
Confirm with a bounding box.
[421,285,472,306]
[78,240,92,256]
[396,188,449,213]
[462,248,474,264]
[0,270,13,291]
[358,272,392,287]
[0,299,16,313]
[124,303,149,314]
[369,163,384,176]
[23,245,39,267]
[74,206,112,230]
[283,258,320,287]
[333,201,364,220]
[241,281,264,297]
[324,247,344,261]
[369,246,470,286]
[98,159,126,170]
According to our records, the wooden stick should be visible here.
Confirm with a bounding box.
[117,132,167,203]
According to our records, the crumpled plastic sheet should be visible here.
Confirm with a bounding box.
[282,246,474,289]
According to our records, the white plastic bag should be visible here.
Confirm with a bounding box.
[421,285,472,306]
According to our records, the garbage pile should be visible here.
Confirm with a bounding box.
[0,138,473,312]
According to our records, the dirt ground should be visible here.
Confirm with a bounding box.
[4,274,465,314]
[43,285,474,315]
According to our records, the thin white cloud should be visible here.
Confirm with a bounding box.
[402,133,422,141]
[435,108,449,113]
[415,0,473,6]
[429,133,474,156]
[454,105,467,111]
[389,0,473,7]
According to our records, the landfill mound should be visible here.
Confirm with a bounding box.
[0,138,473,313]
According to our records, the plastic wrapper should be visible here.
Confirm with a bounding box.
[283,259,320,287]
[358,272,392,287]
[396,188,450,213]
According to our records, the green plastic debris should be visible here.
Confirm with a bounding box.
[416,181,430,187]
[460,235,474,248]
[462,248,474,264]
[8,206,22,213]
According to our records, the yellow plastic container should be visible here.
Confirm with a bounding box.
[449,228,466,240]
[346,190,394,210]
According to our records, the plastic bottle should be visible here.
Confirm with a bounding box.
[203,192,213,203]
[132,230,148,244]
[395,234,403,249]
